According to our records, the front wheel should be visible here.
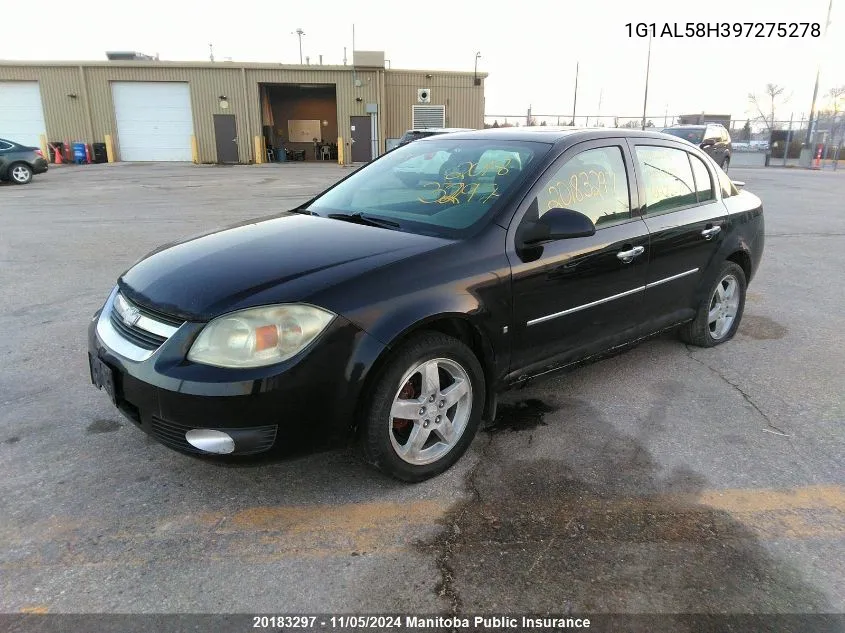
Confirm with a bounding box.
[9,163,33,184]
[680,261,747,347]
[360,332,485,482]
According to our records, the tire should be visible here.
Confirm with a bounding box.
[8,162,33,185]
[679,261,746,347]
[360,331,486,482]
[721,156,730,173]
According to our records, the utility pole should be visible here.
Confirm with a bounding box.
[805,0,834,144]
[641,35,652,130]
[293,28,305,64]
[572,62,579,126]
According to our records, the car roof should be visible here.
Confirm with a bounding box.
[663,123,724,128]
[404,128,474,133]
[416,127,697,145]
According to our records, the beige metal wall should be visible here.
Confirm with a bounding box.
[0,61,486,163]
[384,71,485,139]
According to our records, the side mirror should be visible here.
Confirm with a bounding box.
[731,180,745,189]
[700,139,716,148]
[520,208,596,245]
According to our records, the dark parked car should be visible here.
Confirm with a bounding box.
[661,124,732,171]
[397,127,474,146]
[89,128,764,481]
[0,138,48,184]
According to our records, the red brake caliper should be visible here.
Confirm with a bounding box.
[392,379,416,432]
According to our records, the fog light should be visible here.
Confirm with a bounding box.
[185,429,235,454]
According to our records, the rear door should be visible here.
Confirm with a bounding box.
[629,140,727,324]
[507,139,650,377]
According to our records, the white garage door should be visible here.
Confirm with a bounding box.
[112,82,194,161]
[0,81,47,148]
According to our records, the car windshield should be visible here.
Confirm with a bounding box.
[306,139,549,238]
[663,128,704,144]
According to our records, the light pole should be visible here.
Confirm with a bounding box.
[804,0,834,145]
[572,61,579,126]
[292,28,305,64]
[641,35,652,130]
[474,52,481,85]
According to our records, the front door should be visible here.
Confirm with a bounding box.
[350,116,372,162]
[630,141,727,322]
[508,139,649,378]
[213,114,239,163]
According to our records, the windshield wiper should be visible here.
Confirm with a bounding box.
[327,212,401,230]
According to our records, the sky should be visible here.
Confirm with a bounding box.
[4,0,843,125]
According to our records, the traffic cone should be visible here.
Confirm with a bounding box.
[51,144,63,164]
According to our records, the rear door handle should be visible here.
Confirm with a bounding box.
[617,245,645,263]
[701,226,722,240]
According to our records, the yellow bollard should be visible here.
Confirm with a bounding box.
[337,136,344,165]
[254,136,265,164]
[39,135,49,162]
[104,134,116,163]
[190,135,199,164]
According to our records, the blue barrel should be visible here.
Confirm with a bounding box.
[72,142,87,164]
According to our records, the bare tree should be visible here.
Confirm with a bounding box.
[748,83,787,133]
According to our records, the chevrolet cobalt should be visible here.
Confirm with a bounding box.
[89,128,764,481]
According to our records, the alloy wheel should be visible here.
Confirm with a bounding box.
[389,358,472,465]
[708,274,740,340]
[11,165,31,183]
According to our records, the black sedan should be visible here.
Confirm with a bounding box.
[0,138,48,184]
[89,128,764,481]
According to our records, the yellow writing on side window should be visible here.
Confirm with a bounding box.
[545,169,616,210]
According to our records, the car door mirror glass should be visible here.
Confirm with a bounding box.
[522,208,596,244]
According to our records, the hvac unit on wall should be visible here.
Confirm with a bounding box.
[417,88,431,103]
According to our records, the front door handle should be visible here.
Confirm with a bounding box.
[617,245,645,263]
[701,226,722,240]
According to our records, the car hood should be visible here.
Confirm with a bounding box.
[118,213,450,321]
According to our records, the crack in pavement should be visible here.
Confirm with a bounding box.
[684,345,791,436]
[433,432,494,615]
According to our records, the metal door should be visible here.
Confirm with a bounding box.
[213,114,239,163]
[350,116,372,162]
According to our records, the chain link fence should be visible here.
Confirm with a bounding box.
[483,114,844,169]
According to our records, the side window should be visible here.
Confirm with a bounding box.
[635,145,698,214]
[0,141,12,151]
[689,154,714,202]
[535,146,631,228]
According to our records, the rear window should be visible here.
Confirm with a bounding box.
[663,128,704,145]
[400,131,436,144]
[306,139,550,238]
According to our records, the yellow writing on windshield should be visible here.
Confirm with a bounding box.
[443,159,512,180]
[418,181,499,205]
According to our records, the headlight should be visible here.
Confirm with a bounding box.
[187,304,335,368]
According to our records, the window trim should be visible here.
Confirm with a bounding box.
[688,151,715,204]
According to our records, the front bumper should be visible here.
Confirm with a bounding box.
[87,290,386,456]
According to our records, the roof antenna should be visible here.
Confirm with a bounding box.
[209,43,214,63]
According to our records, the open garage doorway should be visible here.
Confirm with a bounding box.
[260,84,337,162]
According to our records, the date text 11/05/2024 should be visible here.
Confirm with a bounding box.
[626,22,820,38]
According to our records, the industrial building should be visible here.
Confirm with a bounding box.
[0,51,486,164]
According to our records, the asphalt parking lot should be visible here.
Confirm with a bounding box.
[1,162,844,622]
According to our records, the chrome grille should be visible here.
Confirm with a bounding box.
[109,291,183,352]
[109,310,166,350]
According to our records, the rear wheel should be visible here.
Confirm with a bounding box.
[9,163,33,185]
[680,261,746,347]
[720,156,730,172]
[360,332,485,482]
